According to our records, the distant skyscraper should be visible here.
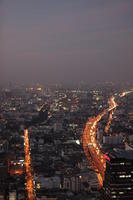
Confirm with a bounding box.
[102,149,133,200]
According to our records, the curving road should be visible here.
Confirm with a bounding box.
[82,96,118,187]
[105,97,118,134]
[82,90,133,188]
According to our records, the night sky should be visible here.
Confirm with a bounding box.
[1,0,133,84]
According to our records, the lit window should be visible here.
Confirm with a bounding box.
[119,192,124,194]
[36,183,40,189]
[120,163,124,165]
[119,175,131,178]
[112,195,116,198]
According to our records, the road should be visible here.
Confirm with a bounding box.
[23,90,132,195]
[119,90,133,97]
[24,129,35,200]
[105,96,118,134]
[82,96,118,187]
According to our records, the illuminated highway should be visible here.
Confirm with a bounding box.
[24,129,35,200]
[23,89,133,195]
[82,96,118,187]
[105,110,113,134]
[105,97,118,134]
[119,90,133,97]
[82,90,133,188]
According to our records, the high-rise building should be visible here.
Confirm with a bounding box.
[102,149,133,200]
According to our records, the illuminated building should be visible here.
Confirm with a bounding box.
[102,149,133,200]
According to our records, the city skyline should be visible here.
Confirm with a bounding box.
[1,2,133,197]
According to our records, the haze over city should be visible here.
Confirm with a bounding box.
[1,0,133,85]
[1,1,133,200]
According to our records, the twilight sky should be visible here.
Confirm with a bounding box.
[1,0,133,84]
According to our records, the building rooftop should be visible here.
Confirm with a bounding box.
[109,148,133,160]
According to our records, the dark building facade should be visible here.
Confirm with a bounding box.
[102,149,133,200]
[0,153,8,199]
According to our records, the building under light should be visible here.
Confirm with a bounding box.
[101,149,133,200]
